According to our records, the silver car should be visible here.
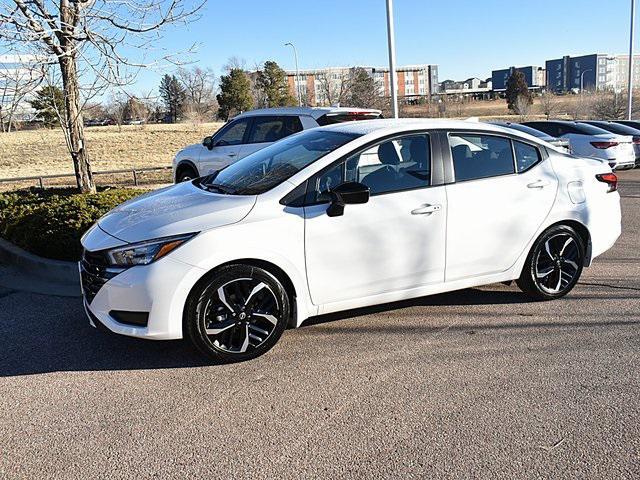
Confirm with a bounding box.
[172,107,382,182]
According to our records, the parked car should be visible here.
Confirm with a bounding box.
[81,119,621,362]
[582,120,640,168]
[523,120,636,170]
[613,120,640,131]
[172,107,383,183]
[489,121,571,152]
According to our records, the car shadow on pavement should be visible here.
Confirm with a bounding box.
[0,286,529,377]
[303,286,529,327]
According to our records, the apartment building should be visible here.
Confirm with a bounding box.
[286,64,439,106]
[0,54,43,126]
[546,53,640,93]
[491,66,546,91]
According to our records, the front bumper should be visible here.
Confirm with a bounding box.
[80,255,206,340]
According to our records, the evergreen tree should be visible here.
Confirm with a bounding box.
[159,74,186,123]
[255,61,297,108]
[505,69,532,114]
[217,68,254,120]
[28,86,65,128]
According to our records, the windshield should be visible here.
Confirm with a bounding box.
[200,130,360,195]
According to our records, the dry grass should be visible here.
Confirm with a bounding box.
[0,122,223,179]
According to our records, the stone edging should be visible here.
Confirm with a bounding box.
[0,237,79,285]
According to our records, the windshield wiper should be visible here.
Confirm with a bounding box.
[200,182,236,195]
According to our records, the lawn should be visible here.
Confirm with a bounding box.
[0,122,223,179]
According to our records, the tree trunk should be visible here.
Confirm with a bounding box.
[59,55,95,193]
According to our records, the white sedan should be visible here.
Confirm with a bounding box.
[523,120,636,170]
[81,120,621,362]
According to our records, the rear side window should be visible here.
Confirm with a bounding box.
[514,141,541,172]
[450,134,515,182]
[316,111,382,126]
[248,116,287,143]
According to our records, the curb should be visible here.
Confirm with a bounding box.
[0,237,79,285]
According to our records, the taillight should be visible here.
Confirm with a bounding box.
[596,173,618,192]
[633,136,640,145]
[591,141,619,149]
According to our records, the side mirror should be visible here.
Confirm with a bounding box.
[202,136,213,150]
[326,182,370,217]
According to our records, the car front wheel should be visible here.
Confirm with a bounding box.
[517,225,585,301]
[184,265,290,363]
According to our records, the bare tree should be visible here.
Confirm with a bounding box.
[539,91,560,120]
[566,92,593,120]
[315,70,352,106]
[514,94,532,121]
[591,90,627,120]
[0,1,205,193]
[0,54,44,132]
[106,91,128,132]
[178,66,216,120]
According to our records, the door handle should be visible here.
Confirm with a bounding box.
[228,153,237,157]
[527,179,550,189]
[411,204,441,215]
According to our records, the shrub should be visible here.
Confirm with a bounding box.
[0,187,146,261]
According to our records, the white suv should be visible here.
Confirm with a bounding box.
[172,107,382,182]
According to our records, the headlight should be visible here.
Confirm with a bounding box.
[106,233,197,267]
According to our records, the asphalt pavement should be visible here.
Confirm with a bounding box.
[1,170,639,479]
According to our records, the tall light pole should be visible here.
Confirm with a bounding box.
[580,69,592,92]
[285,42,302,107]
[385,0,399,118]
[627,0,636,120]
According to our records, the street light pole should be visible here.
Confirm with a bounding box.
[627,0,636,120]
[285,42,302,107]
[385,0,399,118]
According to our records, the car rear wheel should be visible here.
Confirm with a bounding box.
[516,225,585,301]
[184,265,290,363]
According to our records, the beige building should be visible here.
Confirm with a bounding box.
[286,64,439,107]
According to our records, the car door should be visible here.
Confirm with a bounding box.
[237,116,303,159]
[199,118,250,175]
[444,131,558,281]
[303,133,447,306]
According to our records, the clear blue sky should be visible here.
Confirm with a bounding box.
[131,0,636,92]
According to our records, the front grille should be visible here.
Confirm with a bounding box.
[80,249,122,304]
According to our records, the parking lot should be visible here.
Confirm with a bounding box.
[0,170,638,479]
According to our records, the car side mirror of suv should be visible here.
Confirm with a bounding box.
[203,136,213,150]
[326,182,370,217]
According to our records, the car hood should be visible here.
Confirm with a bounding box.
[175,143,203,160]
[98,181,257,243]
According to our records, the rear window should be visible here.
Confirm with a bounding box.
[316,111,382,126]
[586,122,639,136]
[571,123,611,135]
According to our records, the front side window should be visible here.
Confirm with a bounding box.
[450,133,515,182]
[201,130,359,195]
[514,141,541,172]
[214,119,249,146]
[312,134,431,201]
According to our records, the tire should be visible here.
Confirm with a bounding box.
[516,225,585,301]
[176,166,198,183]
[184,265,290,363]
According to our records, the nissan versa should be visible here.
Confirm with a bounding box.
[81,119,621,362]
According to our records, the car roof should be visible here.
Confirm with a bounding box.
[315,118,543,141]
[233,106,382,121]
[488,121,555,139]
